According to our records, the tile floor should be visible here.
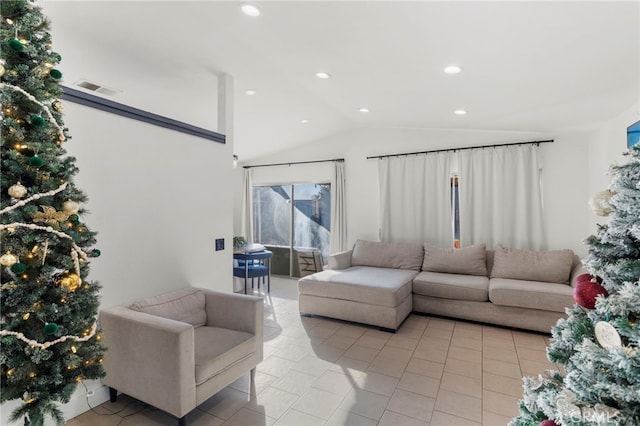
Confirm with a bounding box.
[66,277,557,426]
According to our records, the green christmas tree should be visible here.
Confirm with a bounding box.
[511,145,640,426]
[1,1,105,424]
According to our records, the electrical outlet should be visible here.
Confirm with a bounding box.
[86,390,95,397]
[215,238,224,251]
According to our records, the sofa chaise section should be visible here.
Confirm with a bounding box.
[298,240,423,331]
[299,266,417,331]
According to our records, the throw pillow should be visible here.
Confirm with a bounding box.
[490,245,574,284]
[130,287,207,327]
[422,244,488,276]
[351,240,424,271]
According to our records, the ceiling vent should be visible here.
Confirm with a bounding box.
[74,79,120,96]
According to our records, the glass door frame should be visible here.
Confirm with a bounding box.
[252,181,331,278]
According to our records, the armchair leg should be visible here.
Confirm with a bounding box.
[109,387,118,403]
[250,367,256,383]
[178,415,186,426]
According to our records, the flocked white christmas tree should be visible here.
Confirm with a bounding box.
[511,144,640,425]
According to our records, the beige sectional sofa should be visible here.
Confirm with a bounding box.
[298,240,586,333]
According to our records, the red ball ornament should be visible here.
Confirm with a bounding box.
[576,273,603,285]
[539,420,560,426]
[574,279,608,309]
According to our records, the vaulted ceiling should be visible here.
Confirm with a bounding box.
[42,1,639,161]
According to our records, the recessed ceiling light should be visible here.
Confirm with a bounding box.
[454,109,467,115]
[245,89,256,96]
[315,72,331,79]
[444,65,463,74]
[359,108,369,113]
[301,119,309,124]
[241,4,261,17]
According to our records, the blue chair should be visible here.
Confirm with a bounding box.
[233,250,273,294]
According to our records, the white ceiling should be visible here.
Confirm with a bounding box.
[41,1,639,162]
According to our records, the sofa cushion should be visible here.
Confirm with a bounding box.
[130,287,206,327]
[298,266,417,308]
[194,326,255,385]
[413,271,489,302]
[490,245,575,284]
[423,244,488,276]
[489,278,574,313]
[351,240,424,271]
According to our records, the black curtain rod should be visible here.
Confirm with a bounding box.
[243,158,344,169]
[366,139,554,160]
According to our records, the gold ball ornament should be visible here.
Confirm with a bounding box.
[52,100,63,112]
[8,182,28,199]
[62,200,80,214]
[0,252,19,266]
[60,273,81,291]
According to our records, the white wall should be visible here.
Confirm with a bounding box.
[236,127,593,257]
[1,102,234,425]
[65,103,234,306]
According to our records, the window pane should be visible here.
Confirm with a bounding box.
[451,176,460,248]
[252,183,331,276]
[293,183,331,263]
[252,185,291,247]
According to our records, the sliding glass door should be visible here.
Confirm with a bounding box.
[253,183,331,277]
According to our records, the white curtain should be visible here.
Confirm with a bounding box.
[458,144,545,250]
[330,160,347,253]
[241,168,254,244]
[378,152,455,246]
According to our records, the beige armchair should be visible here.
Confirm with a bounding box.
[99,287,263,426]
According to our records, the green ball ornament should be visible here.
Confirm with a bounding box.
[49,69,62,79]
[28,155,44,167]
[91,249,101,257]
[31,114,45,126]
[52,52,62,62]
[11,262,27,274]
[8,38,24,52]
[43,322,59,335]
[69,213,80,223]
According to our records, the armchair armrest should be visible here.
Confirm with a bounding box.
[328,250,353,270]
[100,306,196,418]
[203,290,263,363]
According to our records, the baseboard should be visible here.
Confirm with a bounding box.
[62,381,110,422]
[0,381,110,426]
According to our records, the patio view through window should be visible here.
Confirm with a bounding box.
[253,183,331,276]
